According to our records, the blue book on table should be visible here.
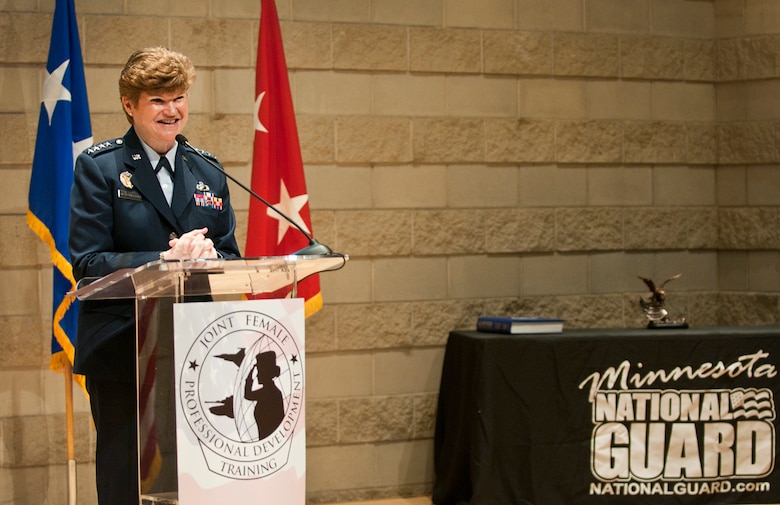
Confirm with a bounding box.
[477,316,564,334]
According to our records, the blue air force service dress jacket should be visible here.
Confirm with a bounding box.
[68,127,241,380]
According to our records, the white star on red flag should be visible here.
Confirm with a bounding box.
[254,91,268,133]
[267,179,311,245]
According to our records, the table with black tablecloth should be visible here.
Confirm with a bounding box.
[433,327,780,505]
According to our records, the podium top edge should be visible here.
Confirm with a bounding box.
[67,253,349,299]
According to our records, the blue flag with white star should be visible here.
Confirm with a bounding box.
[27,0,92,376]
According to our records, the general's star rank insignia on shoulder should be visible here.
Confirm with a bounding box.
[184,143,219,163]
[85,138,123,157]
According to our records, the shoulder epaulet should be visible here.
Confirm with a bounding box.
[84,138,125,157]
[185,143,219,162]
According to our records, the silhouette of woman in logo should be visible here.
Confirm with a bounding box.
[244,350,284,440]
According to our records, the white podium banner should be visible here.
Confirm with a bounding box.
[173,298,305,505]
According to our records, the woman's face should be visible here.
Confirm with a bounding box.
[122,89,188,154]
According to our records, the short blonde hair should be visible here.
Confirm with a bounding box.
[119,47,196,120]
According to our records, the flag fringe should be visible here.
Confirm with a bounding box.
[50,351,87,393]
[27,209,86,396]
[140,444,163,493]
[53,291,77,358]
[304,291,322,318]
[26,210,77,285]
[53,296,87,395]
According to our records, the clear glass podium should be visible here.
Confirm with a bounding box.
[69,254,348,504]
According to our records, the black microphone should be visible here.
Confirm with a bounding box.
[176,134,333,256]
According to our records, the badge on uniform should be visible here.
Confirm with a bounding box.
[194,192,223,210]
[120,171,134,189]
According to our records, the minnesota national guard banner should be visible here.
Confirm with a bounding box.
[173,299,305,505]
[433,327,780,505]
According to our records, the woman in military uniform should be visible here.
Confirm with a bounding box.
[69,47,241,505]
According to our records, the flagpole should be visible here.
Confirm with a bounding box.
[64,362,77,505]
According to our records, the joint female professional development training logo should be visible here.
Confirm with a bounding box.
[178,310,303,479]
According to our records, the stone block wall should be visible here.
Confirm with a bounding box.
[713,0,780,325]
[2,0,780,504]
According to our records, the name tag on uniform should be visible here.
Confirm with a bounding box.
[117,189,143,201]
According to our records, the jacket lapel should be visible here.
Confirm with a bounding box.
[171,147,196,218]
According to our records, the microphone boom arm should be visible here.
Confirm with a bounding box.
[176,134,332,256]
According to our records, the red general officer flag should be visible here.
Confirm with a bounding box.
[248,0,322,316]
